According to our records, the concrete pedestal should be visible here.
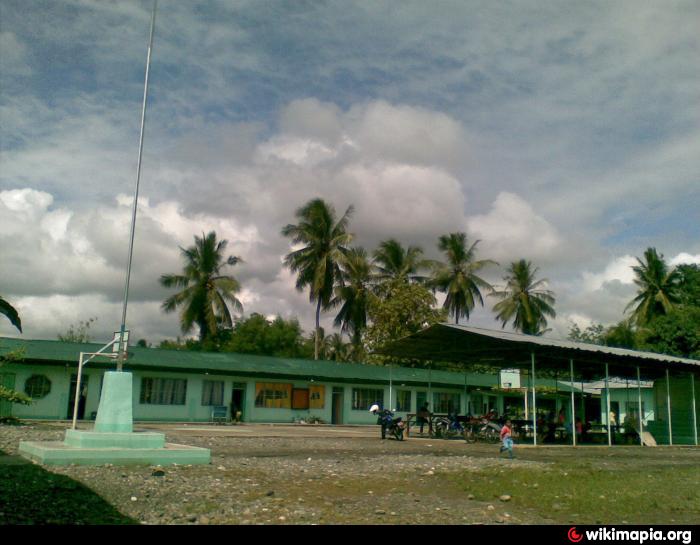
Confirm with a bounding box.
[18,371,210,466]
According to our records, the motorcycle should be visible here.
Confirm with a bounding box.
[372,407,405,441]
[434,413,465,439]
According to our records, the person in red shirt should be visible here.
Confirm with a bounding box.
[499,419,514,459]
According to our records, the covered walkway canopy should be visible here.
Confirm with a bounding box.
[377,324,700,381]
[377,324,700,446]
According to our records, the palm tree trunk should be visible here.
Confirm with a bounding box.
[315,298,322,360]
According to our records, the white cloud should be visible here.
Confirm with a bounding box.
[581,255,638,293]
[466,192,562,262]
[669,253,700,267]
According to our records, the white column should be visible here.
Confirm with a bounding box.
[605,363,612,447]
[666,369,673,446]
[637,367,644,447]
[570,359,576,447]
[691,373,698,446]
[71,353,85,430]
[531,352,537,446]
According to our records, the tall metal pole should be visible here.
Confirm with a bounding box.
[531,352,537,446]
[570,359,576,447]
[666,369,673,445]
[117,0,158,371]
[691,373,698,446]
[605,363,612,446]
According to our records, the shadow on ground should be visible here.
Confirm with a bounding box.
[0,449,137,525]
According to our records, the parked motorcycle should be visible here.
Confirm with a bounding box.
[434,413,465,439]
[370,405,405,441]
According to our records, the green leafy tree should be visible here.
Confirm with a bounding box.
[638,307,700,359]
[0,348,32,411]
[625,247,681,326]
[568,322,606,344]
[491,259,556,335]
[430,233,496,324]
[0,296,22,333]
[363,279,447,365]
[57,317,97,343]
[676,264,700,308]
[224,313,311,359]
[373,239,428,283]
[332,247,374,349]
[326,332,351,362]
[568,320,638,349]
[603,319,638,349]
[160,231,244,343]
[281,198,354,360]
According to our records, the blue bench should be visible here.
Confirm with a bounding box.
[211,406,228,424]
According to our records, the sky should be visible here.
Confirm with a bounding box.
[1,0,699,345]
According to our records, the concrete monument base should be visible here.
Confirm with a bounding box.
[18,371,211,466]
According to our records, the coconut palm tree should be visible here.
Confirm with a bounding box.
[373,239,428,284]
[160,231,243,342]
[281,198,354,359]
[0,296,22,333]
[430,233,496,324]
[491,259,556,335]
[326,332,351,362]
[625,247,681,326]
[332,247,374,348]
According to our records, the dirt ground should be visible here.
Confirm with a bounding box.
[1,421,699,525]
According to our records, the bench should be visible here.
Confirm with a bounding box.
[211,406,228,424]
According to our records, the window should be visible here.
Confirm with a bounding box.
[309,385,325,409]
[433,392,460,413]
[396,390,411,412]
[201,380,224,406]
[140,377,187,405]
[25,375,51,399]
[255,383,292,408]
[351,388,384,410]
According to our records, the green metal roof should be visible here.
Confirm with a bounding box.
[0,337,497,389]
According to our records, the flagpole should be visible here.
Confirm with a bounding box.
[117,0,158,370]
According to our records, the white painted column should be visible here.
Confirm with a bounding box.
[637,367,644,447]
[605,363,612,447]
[570,359,576,447]
[666,369,673,446]
[531,352,537,446]
[691,373,698,446]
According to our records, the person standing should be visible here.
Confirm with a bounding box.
[499,419,514,459]
[417,401,430,435]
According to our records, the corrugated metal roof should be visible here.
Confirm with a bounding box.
[442,324,700,366]
[0,337,496,389]
[376,323,700,380]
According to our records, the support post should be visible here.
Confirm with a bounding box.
[570,359,576,447]
[605,363,612,446]
[637,367,644,447]
[666,369,673,446]
[691,373,698,446]
[388,364,393,410]
[71,353,85,430]
[531,352,537,446]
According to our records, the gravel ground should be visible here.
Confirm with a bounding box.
[1,422,697,525]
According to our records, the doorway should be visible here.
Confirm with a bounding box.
[67,373,89,420]
[231,383,246,422]
[331,387,344,424]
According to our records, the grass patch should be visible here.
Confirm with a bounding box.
[448,461,700,524]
